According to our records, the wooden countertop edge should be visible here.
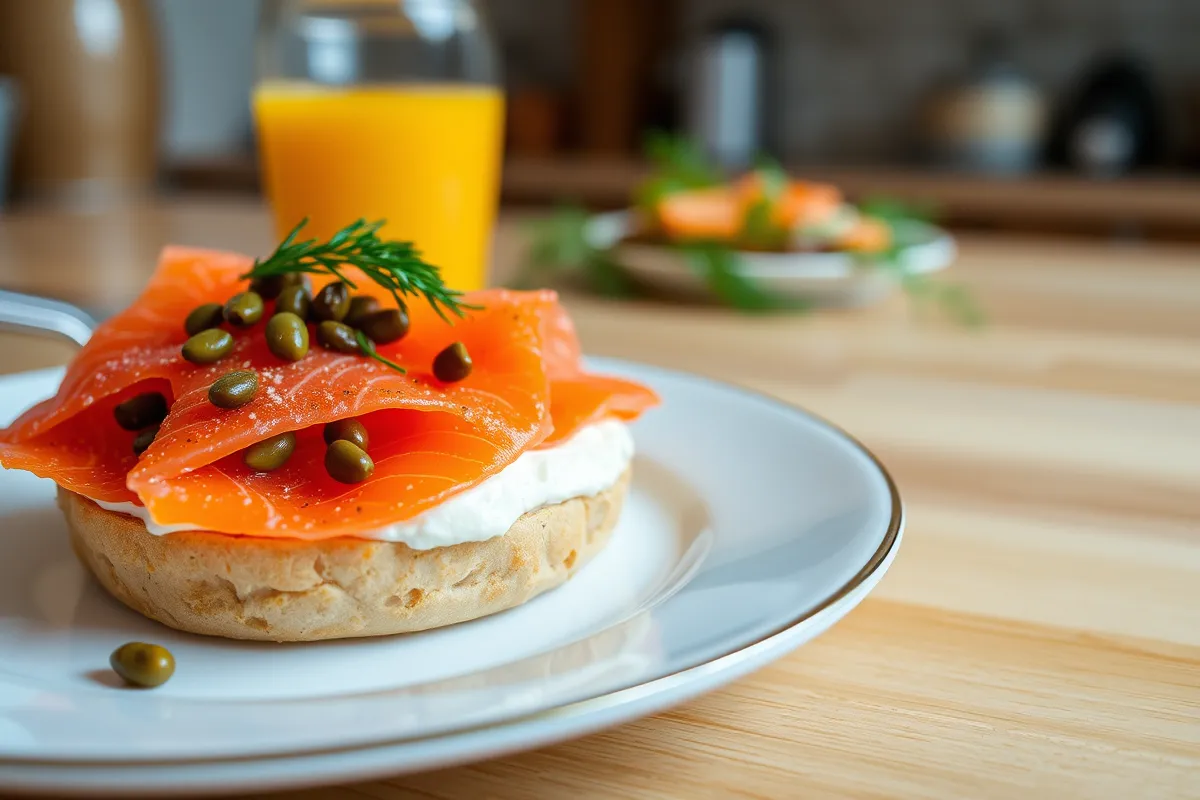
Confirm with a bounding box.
[163,155,1200,236]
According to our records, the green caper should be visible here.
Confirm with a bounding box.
[182,328,234,364]
[110,642,175,688]
[223,291,265,327]
[358,308,410,345]
[243,431,297,472]
[316,321,360,354]
[132,425,159,456]
[325,439,374,484]
[343,295,381,328]
[275,283,311,319]
[249,274,286,300]
[208,370,259,409]
[432,341,473,383]
[311,282,350,322]
[184,303,224,336]
[282,272,312,293]
[265,312,309,362]
[323,418,369,450]
[113,392,168,431]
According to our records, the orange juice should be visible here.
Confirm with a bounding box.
[253,82,504,291]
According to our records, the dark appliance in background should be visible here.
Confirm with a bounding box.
[684,19,777,170]
[1046,54,1164,177]
[0,77,14,208]
[1188,85,1200,170]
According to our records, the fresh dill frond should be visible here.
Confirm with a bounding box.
[244,218,479,322]
[355,330,407,373]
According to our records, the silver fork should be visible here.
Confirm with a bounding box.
[0,289,96,347]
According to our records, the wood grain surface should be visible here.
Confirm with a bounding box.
[0,200,1197,799]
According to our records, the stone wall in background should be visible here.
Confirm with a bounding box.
[150,0,1200,167]
[675,0,1200,164]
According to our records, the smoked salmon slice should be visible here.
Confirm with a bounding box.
[0,246,659,539]
[539,302,658,448]
[656,187,743,241]
[734,174,843,230]
[654,173,844,243]
[0,384,158,504]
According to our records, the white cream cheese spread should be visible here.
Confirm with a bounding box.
[92,420,634,550]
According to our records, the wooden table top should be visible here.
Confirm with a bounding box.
[1,200,1198,799]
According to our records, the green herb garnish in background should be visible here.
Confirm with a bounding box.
[908,279,985,328]
[244,217,478,322]
[633,129,724,215]
[516,132,783,307]
[852,196,985,328]
[517,132,982,325]
[681,242,808,312]
[857,195,940,226]
[516,205,634,298]
[514,207,804,311]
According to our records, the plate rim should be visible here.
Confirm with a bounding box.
[0,358,903,766]
[0,547,901,795]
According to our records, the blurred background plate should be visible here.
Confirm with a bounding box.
[586,210,957,307]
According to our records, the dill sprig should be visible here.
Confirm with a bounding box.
[244,218,478,322]
[355,330,407,373]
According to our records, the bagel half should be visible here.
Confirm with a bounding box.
[58,469,629,642]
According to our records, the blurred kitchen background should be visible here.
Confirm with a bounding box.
[0,0,1198,239]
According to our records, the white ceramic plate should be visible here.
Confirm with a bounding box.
[0,358,903,796]
[587,210,956,307]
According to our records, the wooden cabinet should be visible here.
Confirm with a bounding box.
[0,0,161,204]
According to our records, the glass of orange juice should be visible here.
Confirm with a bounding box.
[253,0,503,291]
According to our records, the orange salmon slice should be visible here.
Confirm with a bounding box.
[0,247,658,539]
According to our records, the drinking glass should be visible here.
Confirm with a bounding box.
[254,0,503,290]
